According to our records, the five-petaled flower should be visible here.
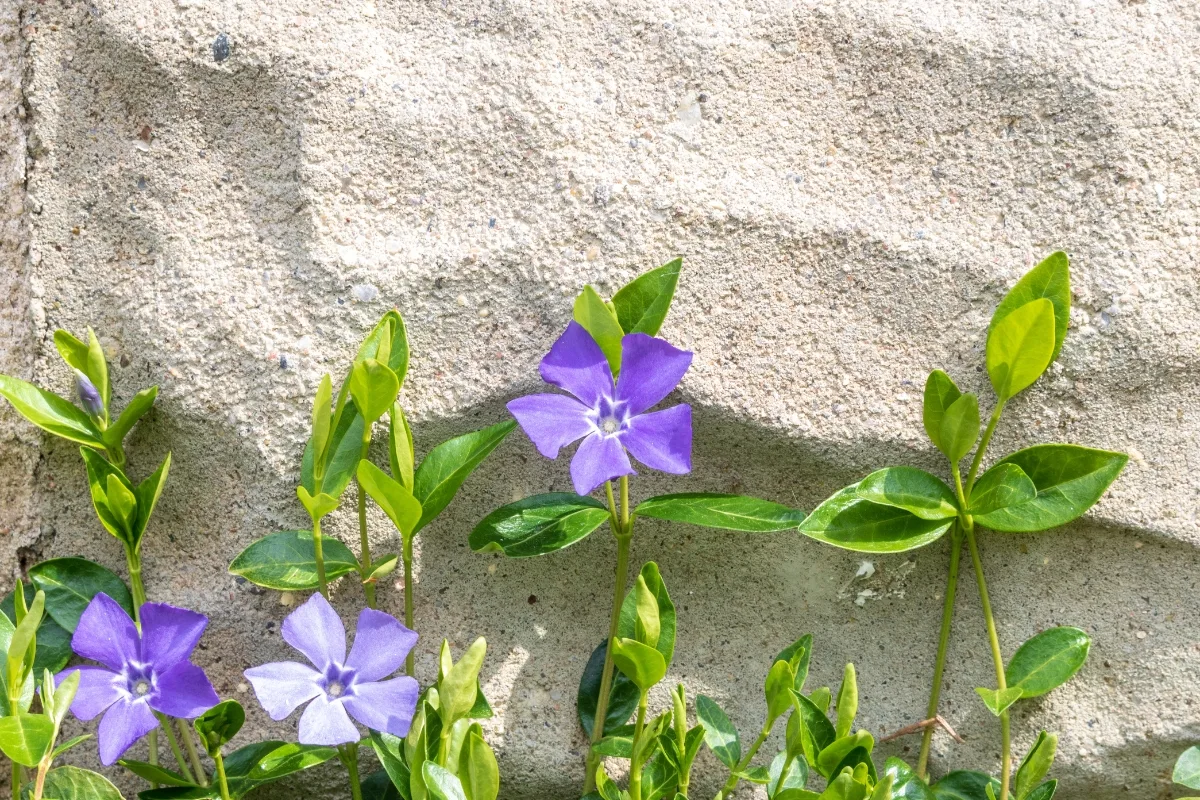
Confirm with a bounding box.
[244,592,419,746]
[57,593,220,765]
[508,321,693,495]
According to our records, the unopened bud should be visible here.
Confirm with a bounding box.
[74,370,104,417]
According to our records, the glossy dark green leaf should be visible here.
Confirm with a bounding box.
[800,484,953,553]
[363,770,406,800]
[1174,746,1200,790]
[634,493,805,531]
[768,750,808,798]
[931,771,1000,800]
[367,730,411,798]
[193,700,244,756]
[226,740,337,787]
[885,758,935,800]
[137,788,215,799]
[1014,732,1057,800]
[1006,627,1090,698]
[618,562,676,667]
[1,585,71,672]
[28,557,134,633]
[968,463,1036,516]
[1024,781,1056,800]
[817,732,873,778]
[985,298,1056,400]
[610,637,666,692]
[228,530,359,590]
[696,694,741,769]
[857,467,958,521]
[414,420,517,532]
[24,766,126,799]
[301,402,365,499]
[574,285,625,374]
[0,375,105,448]
[106,386,158,447]
[831,746,876,785]
[991,252,1071,363]
[470,493,609,557]
[577,640,639,738]
[0,713,54,766]
[791,690,836,769]
[776,634,813,693]
[591,735,634,758]
[133,453,171,546]
[118,759,196,787]
[972,445,1127,532]
[940,393,981,464]
[974,687,1022,716]
[612,258,682,337]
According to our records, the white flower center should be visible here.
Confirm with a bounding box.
[600,416,621,434]
[327,681,345,698]
[134,680,151,697]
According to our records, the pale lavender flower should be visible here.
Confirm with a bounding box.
[507,321,693,495]
[57,593,219,765]
[74,369,104,417]
[244,593,419,746]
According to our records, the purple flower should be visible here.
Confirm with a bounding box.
[74,369,104,417]
[508,321,693,496]
[57,593,219,765]
[244,593,419,746]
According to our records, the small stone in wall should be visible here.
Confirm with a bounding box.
[213,33,231,62]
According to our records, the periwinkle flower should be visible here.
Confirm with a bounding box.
[74,369,104,418]
[57,593,219,765]
[244,593,419,746]
[508,321,693,496]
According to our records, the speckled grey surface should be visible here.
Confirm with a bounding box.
[2,0,1199,797]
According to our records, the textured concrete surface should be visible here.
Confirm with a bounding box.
[2,0,1199,797]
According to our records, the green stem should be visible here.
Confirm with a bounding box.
[775,751,797,796]
[214,751,232,800]
[125,545,158,780]
[582,480,634,794]
[312,515,328,599]
[627,692,649,800]
[339,744,364,800]
[12,761,21,800]
[403,536,415,676]
[916,523,964,780]
[965,521,1011,800]
[357,429,376,609]
[155,713,196,783]
[177,720,208,786]
[106,442,127,470]
[714,725,771,800]
[965,401,1006,493]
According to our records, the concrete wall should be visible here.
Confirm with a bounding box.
[3,0,1198,797]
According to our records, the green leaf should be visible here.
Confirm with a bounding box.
[119,760,197,787]
[968,464,1036,517]
[856,467,958,521]
[985,298,1056,400]
[358,311,411,387]
[577,640,639,738]
[1005,627,1090,698]
[885,757,935,800]
[611,258,682,337]
[133,453,171,546]
[573,285,625,374]
[441,638,487,724]
[835,663,858,739]
[0,713,54,766]
[939,393,980,464]
[366,554,400,582]
[193,700,244,756]
[617,562,676,668]
[1,586,71,672]
[79,449,134,543]
[799,484,953,553]
[350,359,401,423]
[226,740,337,787]
[458,727,499,800]
[47,668,80,726]
[594,765,626,800]
[6,592,44,698]
[765,659,796,725]
[389,402,416,491]
[791,691,836,768]
[1014,732,1057,800]
[26,766,126,799]
[29,557,134,632]
[922,370,961,456]
[830,746,876,785]
[817,732,874,779]
[368,730,412,799]
[931,771,1000,800]
[991,251,1071,363]
[422,763,468,800]
[776,634,813,693]
[610,638,667,692]
[52,733,92,758]
[302,401,366,499]
[974,687,1023,716]
[469,493,609,557]
[363,770,406,800]
[0,374,105,448]
[85,328,110,412]
[631,575,660,648]
[106,386,158,447]
[54,329,90,373]
[1174,746,1200,790]
[696,695,741,769]
[634,493,805,531]
[413,420,517,533]
[358,460,423,539]
[768,750,809,798]
[107,474,137,532]
[1024,781,1056,800]
[228,530,359,590]
[308,374,334,467]
[297,487,339,520]
[972,444,1127,532]
[591,734,634,758]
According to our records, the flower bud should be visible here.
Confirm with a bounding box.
[74,369,104,417]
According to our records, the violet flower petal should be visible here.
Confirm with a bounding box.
[570,432,634,496]
[615,333,693,415]
[297,693,359,746]
[621,404,693,475]
[97,697,158,766]
[139,602,208,667]
[507,394,593,459]
[342,676,419,738]
[281,593,346,671]
[71,593,140,672]
[244,662,323,721]
[345,609,418,684]
[538,322,614,407]
[56,666,121,721]
[151,661,219,718]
